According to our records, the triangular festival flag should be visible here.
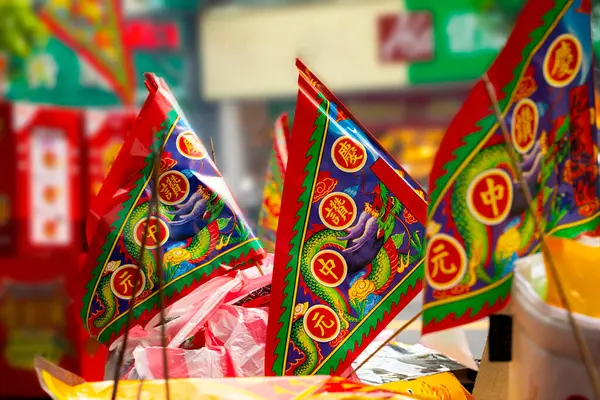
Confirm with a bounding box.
[256,113,290,253]
[81,74,265,345]
[266,60,428,376]
[41,0,135,104]
[422,0,600,335]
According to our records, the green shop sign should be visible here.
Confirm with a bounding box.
[6,18,189,108]
[404,0,600,84]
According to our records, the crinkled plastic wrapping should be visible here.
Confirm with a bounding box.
[510,253,600,399]
[133,305,268,379]
[544,236,600,318]
[105,256,273,380]
[35,358,439,400]
[352,330,467,385]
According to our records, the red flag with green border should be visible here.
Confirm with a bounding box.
[41,0,135,104]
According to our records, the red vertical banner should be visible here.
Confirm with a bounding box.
[0,102,15,256]
[0,255,82,398]
[41,0,135,105]
[85,109,136,211]
[13,104,85,255]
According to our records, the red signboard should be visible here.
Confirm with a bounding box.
[124,20,181,51]
[378,12,434,63]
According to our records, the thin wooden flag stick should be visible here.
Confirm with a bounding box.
[349,310,423,377]
[151,146,171,400]
[210,136,217,166]
[483,72,600,399]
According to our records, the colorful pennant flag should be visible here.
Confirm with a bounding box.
[266,60,428,376]
[422,0,600,335]
[81,74,265,344]
[256,113,290,253]
[41,0,135,104]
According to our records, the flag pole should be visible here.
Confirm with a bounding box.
[111,130,162,400]
[151,145,171,400]
[482,72,600,399]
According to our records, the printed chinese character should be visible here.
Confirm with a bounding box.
[184,137,199,155]
[480,178,505,217]
[325,197,353,225]
[318,258,339,280]
[429,243,458,278]
[516,107,534,144]
[312,312,335,337]
[552,41,575,79]
[160,182,173,201]
[118,271,135,294]
[165,175,184,198]
[337,142,364,168]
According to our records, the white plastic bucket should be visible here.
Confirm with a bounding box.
[510,253,600,399]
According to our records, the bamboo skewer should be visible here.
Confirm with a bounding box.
[483,73,600,399]
[210,136,217,166]
[151,146,171,400]
[112,131,172,400]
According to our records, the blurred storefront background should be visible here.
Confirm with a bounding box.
[199,0,519,223]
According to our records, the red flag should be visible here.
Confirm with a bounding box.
[41,0,135,104]
[266,60,427,376]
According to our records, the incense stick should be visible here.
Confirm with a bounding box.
[349,310,422,376]
[112,131,168,400]
[151,146,171,400]
[111,165,156,400]
[210,136,217,165]
[483,73,600,399]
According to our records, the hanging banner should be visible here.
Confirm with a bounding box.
[81,74,265,345]
[266,60,428,376]
[41,0,135,104]
[256,113,289,253]
[422,0,600,334]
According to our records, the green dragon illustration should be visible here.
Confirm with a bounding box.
[90,184,250,330]
[288,184,424,375]
[450,119,571,287]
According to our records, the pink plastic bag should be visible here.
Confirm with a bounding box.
[133,305,268,379]
[108,256,273,380]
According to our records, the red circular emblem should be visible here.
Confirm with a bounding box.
[303,305,341,343]
[133,216,169,249]
[110,264,146,300]
[511,98,538,154]
[311,250,347,288]
[467,169,513,226]
[157,170,190,205]
[176,131,206,160]
[543,34,582,88]
[426,234,467,291]
[318,192,357,230]
[331,136,367,173]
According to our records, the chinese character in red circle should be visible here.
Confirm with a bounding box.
[511,98,538,154]
[318,192,357,230]
[176,131,206,160]
[134,216,169,249]
[331,136,367,173]
[311,250,347,287]
[110,265,146,300]
[303,305,341,342]
[426,234,467,291]
[467,169,513,226]
[157,170,190,205]
[544,34,582,88]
